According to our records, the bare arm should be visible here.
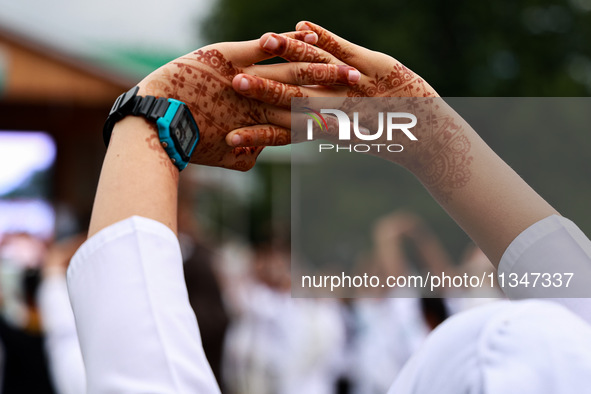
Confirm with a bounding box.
[88,116,179,237]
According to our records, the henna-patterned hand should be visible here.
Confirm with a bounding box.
[230,22,438,106]
[225,22,439,149]
[294,21,438,98]
[228,23,474,202]
[136,32,359,171]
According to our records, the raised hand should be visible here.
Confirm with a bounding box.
[225,22,443,150]
[295,21,438,98]
[137,32,359,171]
[230,21,437,107]
[227,23,465,182]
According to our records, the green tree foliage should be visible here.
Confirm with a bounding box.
[202,0,591,96]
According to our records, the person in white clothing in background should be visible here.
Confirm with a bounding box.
[220,243,346,394]
[38,235,86,394]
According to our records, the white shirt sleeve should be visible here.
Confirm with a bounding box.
[67,216,220,394]
[386,215,591,394]
[38,275,86,394]
[388,299,591,394]
[498,214,591,323]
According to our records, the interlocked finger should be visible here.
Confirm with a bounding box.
[280,30,319,45]
[260,33,338,64]
[233,74,305,108]
[246,62,361,86]
[227,125,291,147]
[294,21,374,71]
[210,30,318,67]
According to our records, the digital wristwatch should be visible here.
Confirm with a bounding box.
[103,86,200,171]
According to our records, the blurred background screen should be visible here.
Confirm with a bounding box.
[0,131,55,241]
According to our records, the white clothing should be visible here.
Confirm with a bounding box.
[388,215,591,393]
[499,214,591,322]
[67,214,591,394]
[388,299,591,393]
[223,278,345,394]
[38,275,86,394]
[67,217,219,394]
[351,297,430,393]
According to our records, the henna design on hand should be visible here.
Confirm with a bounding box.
[297,64,352,85]
[412,120,473,202]
[193,49,239,80]
[291,23,438,98]
[234,126,291,147]
[265,34,333,63]
[393,101,473,202]
[143,48,283,170]
[314,30,354,61]
[247,76,304,107]
[335,98,473,202]
[286,23,471,200]
[349,66,436,98]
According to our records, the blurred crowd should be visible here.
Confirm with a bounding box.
[0,200,503,394]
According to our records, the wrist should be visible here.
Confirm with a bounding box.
[104,85,200,171]
[383,100,469,177]
[89,116,179,237]
[111,117,179,180]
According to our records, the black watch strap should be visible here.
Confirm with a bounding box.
[103,86,170,147]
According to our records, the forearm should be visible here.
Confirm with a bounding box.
[89,114,179,237]
[408,111,557,266]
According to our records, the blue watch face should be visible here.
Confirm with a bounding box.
[157,99,200,171]
[170,105,199,161]
[174,109,197,153]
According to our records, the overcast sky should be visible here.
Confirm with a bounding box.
[0,0,214,55]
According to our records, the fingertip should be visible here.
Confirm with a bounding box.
[296,21,312,31]
[348,69,361,83]
[262,34,280,51]
[232,74,251,92]
[358,126,370,135]
[226,132,243,147]
[304,32,318,44]
[239,77,250,91]
[259,32,274,45]
[231,134,243,147]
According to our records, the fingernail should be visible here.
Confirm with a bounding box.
[239,77,250,91]
[298,22,311,31]
[358,127,370,135]
[263,36,279,50]
[231,134,242,146]
[348,69,361,83]
[304,33,317,44]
